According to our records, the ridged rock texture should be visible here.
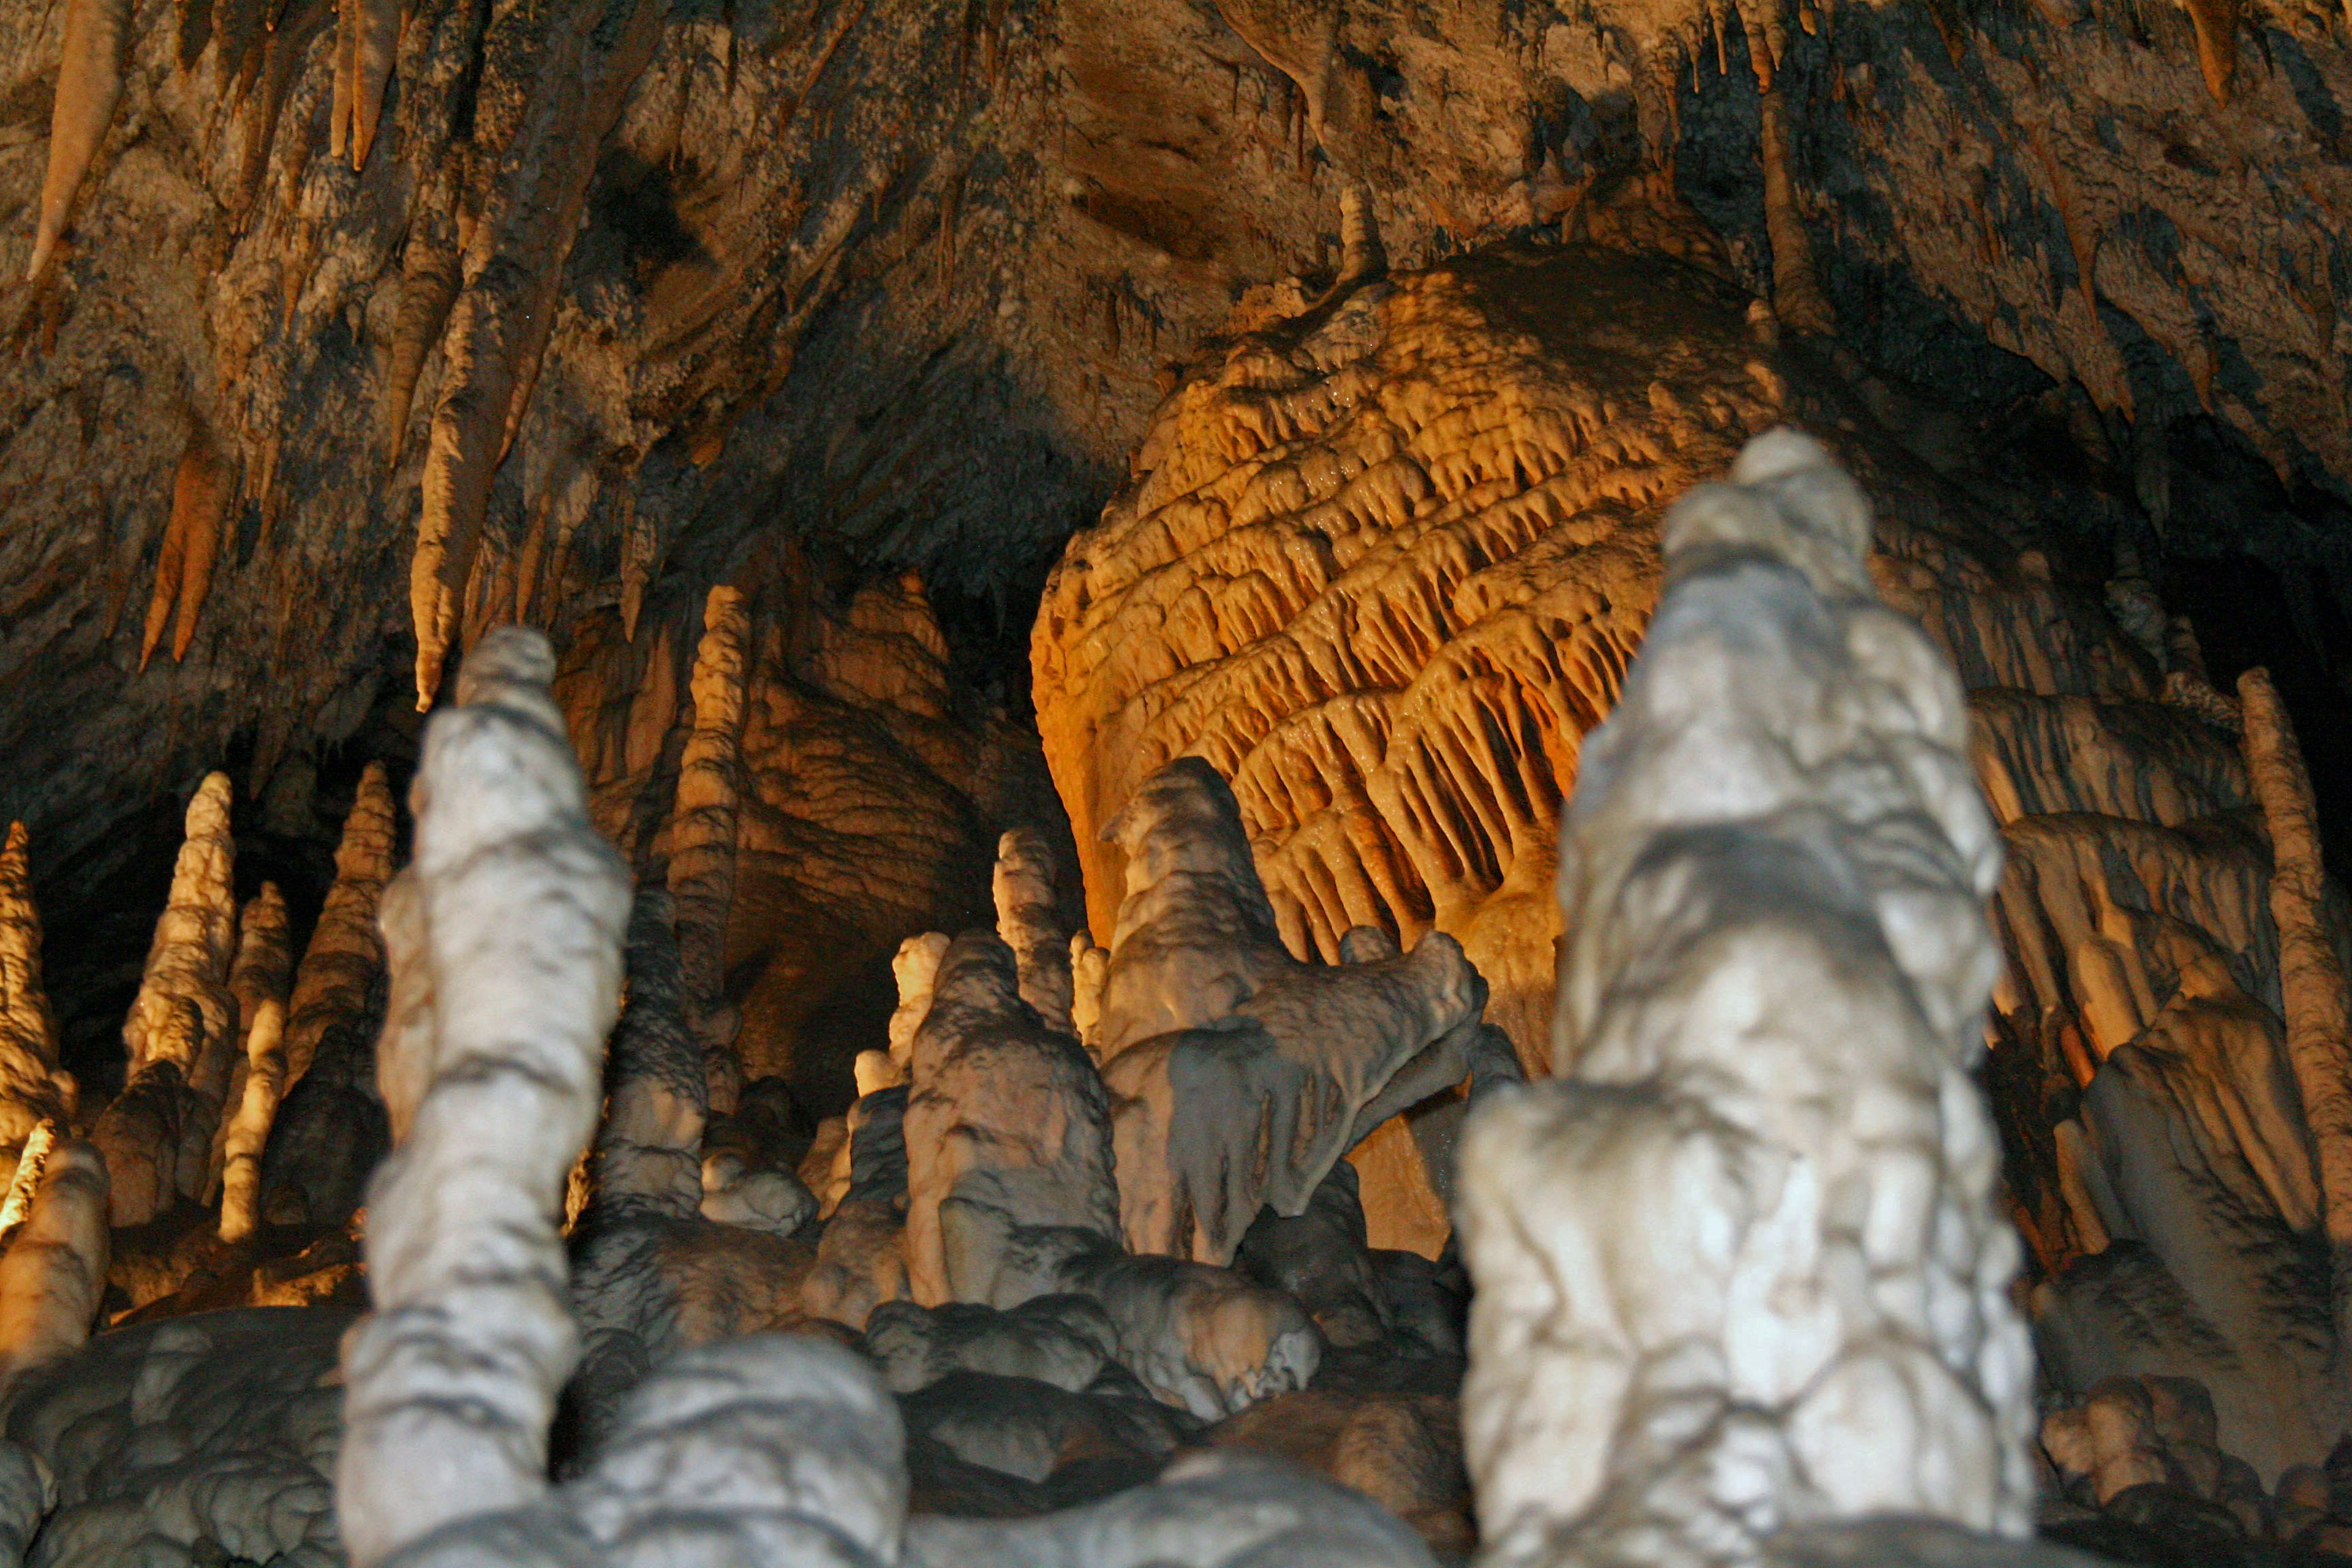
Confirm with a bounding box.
[1455,429,2035,1565]
[0,824,73,1169]
[1,0,2345,924]
[91,771,239,1228]
[335,628,630,1568]
[553,548,1068,1112]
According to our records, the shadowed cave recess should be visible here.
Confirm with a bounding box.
[0,0,2350,1560]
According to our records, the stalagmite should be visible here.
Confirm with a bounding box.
[0,1137,109,1398]
[0,825,73,1165]
[1457,431,2034,1564]
[901,931,1119,1308]
[2238,666,2352,1348]
[138,431,230,672]
[887,931,951,1078]
[994,829,1076,1035]
[96,772,238,1224]
[26,0,130,281]
[283,763,396,1084]
[123,772,238,1082]
[669,584,752,1111]
[593,890,707,1217]
[335,627,630,1568]
[214,885,291,1242]
[1095,759,1488,1265]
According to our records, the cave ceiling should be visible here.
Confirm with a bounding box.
[0,0,2347,886]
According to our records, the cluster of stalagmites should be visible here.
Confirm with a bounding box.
[0,431,2174,1568]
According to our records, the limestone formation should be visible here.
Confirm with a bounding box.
[284,761,398,1083]
[1035,255,1770,1066]
[995,828,1076,1035]
[214,882,292,1240]
[1,1308,347,1566]
[0,825,72,1168]
[1053,1246,1321,1420]
[1095,758,1485,1265]
[864,1294,1119,1396]
[0,1136,109,1398]
[885,931,952,1080]
[901,1449,1439,1567]
[668,584,752,1112]
[2237,667,2352,1346]
[1456,431,2034,1564]
[902,930,1119,1308]
[96,771,239,1226]
[26,0,130,281]
[336,628,631,1568]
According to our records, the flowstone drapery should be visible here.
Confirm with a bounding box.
[1457,430,2037,1566]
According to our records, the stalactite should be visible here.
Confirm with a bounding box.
[334,627,629,1568]
[1757,73,1833,335]
[2185,0,2240,103]
[2238,666,2352,1352]
[284,762,397,1082]
[409,0,667,709]
[0,825,71,1163]
[383,176,464,469]
[140,429,230,672]
[669,584,750,1112]
[27,0,132,281]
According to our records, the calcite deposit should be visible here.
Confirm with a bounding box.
[0,0,2349,1542]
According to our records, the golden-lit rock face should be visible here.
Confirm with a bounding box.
[1037,246,1781,1062]
[556,556,1068,1108]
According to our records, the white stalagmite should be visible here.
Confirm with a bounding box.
[335,627,630,1568]
[1457,430,2035,1565]
[2237,665,2352,1347]
[668,584,752,1112]
[993,829,1075,1035]
[0,824,74,1166]
[284,762,398,1083]
[0,1136,110,1398]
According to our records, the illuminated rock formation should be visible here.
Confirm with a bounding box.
[0,825,74,1171]
[1456,432,2034,1562]
[556,559,1063,1110]
[668,584,753,1114]
[0,1134,108,1397]
[94,771,239,1227]
[336,628,631,1568]
[902,931,1119,1308]
[284,761,398,1083]
[214,883,292,1241]
[995,829,1076,1036]
[1035,255,1771,1065]
[1093,758,1487,1265]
